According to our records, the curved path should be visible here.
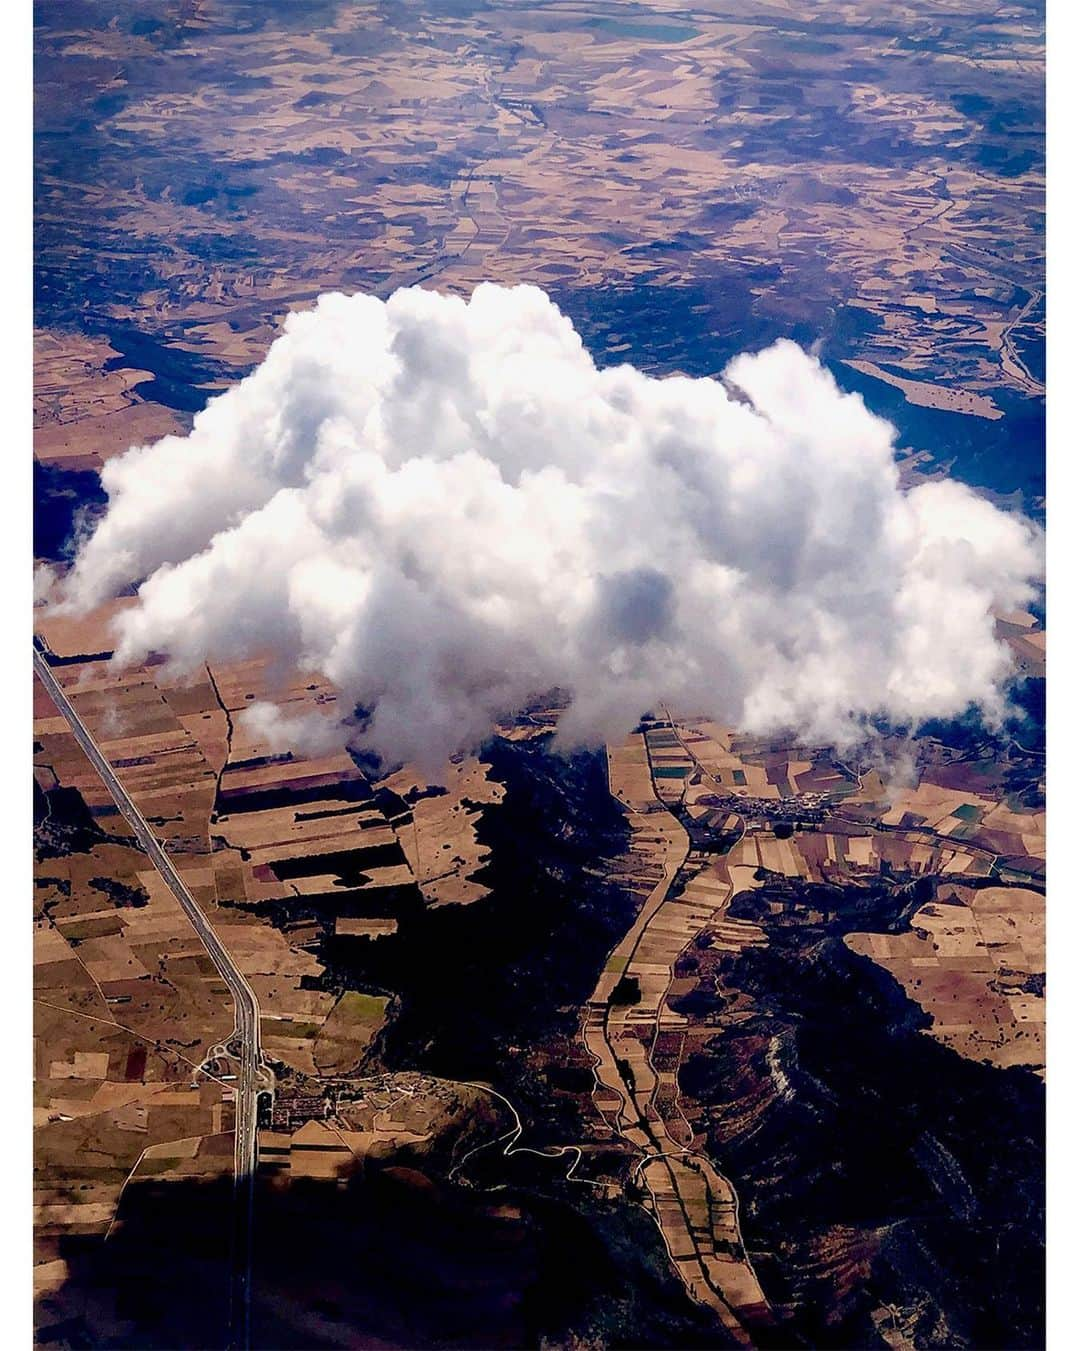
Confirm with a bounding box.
[448,1080,607,1189]
[999,287,1043,395]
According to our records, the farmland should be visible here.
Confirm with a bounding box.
[33,724,235,1338]
[623,706,1043,1345]
[31,509,1046,1347]
[33,618,716,1345]
[33,1,1044,1345]
[35,1,1043,511]
[34,568,1045,1344]
[32,596,525,1343]
[646,703,1045,1073]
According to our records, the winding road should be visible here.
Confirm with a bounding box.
[33,643,268,1349]
[582,730,770,1344]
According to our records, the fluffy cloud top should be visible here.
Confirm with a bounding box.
[61,283,1041,767]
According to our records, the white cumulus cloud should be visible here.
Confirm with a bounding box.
[59,283,1042,768]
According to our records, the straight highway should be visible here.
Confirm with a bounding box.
[33,643,267,1348]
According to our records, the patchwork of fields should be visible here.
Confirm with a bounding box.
[32,1,1044,1342]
